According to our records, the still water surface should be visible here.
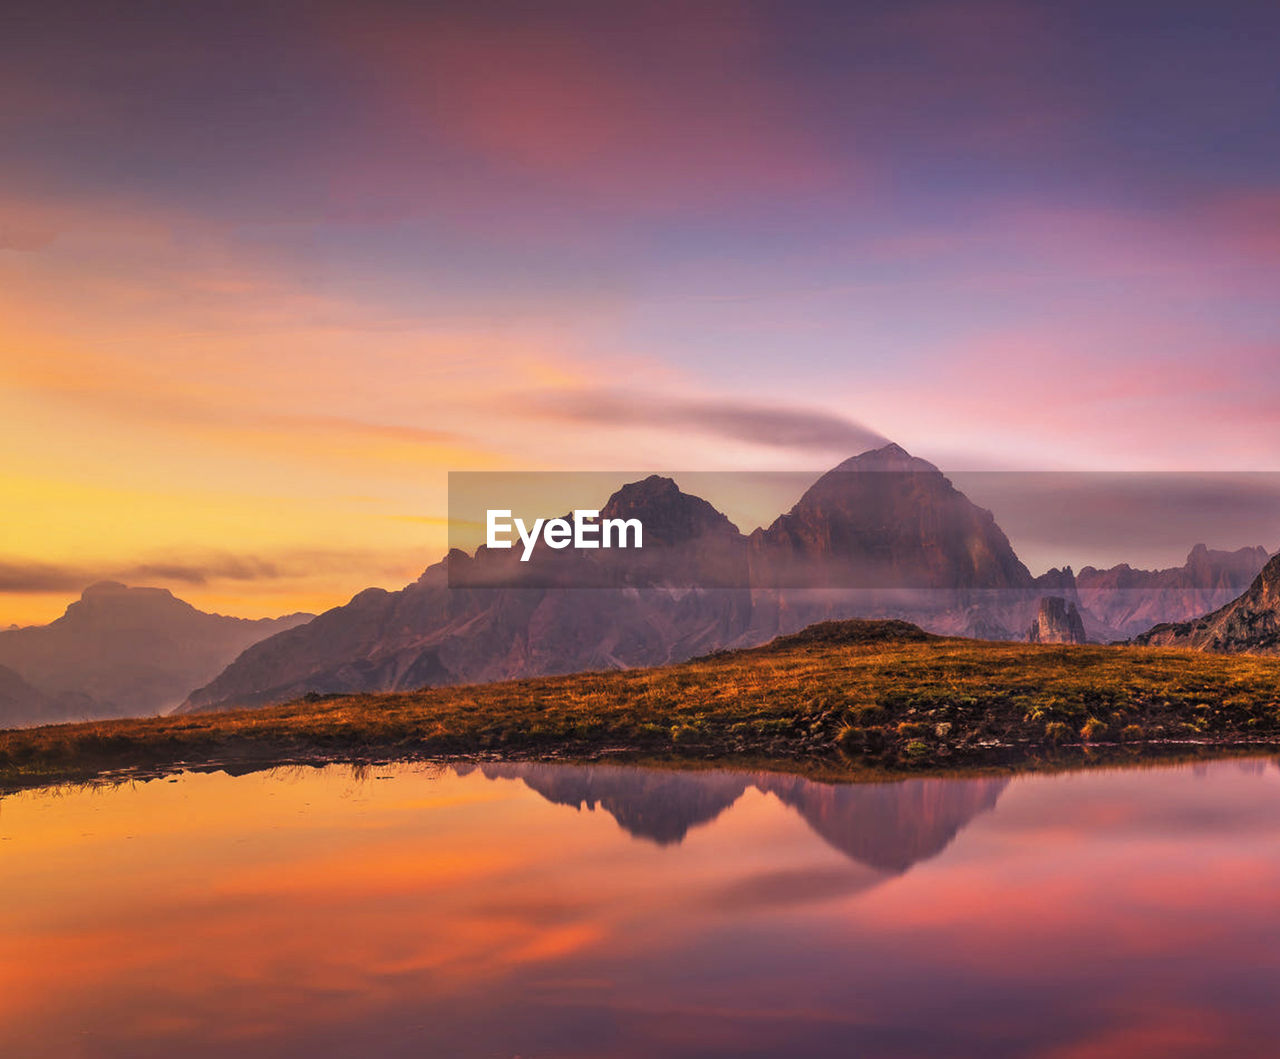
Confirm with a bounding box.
[4,758,1280,1057]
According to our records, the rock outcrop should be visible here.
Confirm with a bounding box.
[1136,553,1280,654]
[1027,596,1088,644]
[1074,544,1271,638]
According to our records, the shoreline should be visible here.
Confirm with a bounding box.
[6,625,1280,794]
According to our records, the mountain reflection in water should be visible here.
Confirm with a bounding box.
[5,758,1280,1058]
[476,762,1007,872]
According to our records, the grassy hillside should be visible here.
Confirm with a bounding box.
[4,620,1280,789]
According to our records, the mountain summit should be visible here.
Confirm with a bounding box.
[751,444,1032,590]
[598,475,740,544]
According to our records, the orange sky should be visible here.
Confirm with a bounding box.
[3,0,1278,625]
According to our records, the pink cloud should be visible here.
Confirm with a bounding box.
[328,3,848,211]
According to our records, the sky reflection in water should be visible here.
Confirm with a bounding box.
[4,758,1280,1057]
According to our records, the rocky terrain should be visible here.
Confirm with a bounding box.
[1137,553,1280,654]
[1038,544,1271,640]
[1028,597,1087,644]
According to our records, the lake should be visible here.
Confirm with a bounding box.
[4,757,1280,1057]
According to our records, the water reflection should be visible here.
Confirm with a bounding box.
[477,762,1008,872]
[3,758,1280,1057]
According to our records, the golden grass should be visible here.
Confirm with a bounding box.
[4,623,1280,790]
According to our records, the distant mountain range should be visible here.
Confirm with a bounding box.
[1136,553,1280,654]
[3,443,1275,729]
[0,664,97,728]
[0,582,312,727]
[179,444,1276,714]
[1034,543,1272,640]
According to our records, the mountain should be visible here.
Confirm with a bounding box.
[179,443,1275,712]
[1136,553,1280,654]
[754,772,1009,873]
[0,664,100,728]
[1028,597,1087,644]
[743,443,1036,642]
[750,444,1032,590]
[1025,545,1272,642]
[1071,544,1272,639]
[183,447,1043,712]
[0,582,313,726]
[183,477,757,711]
[476,762,750,845]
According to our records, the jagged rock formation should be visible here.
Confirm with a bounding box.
[1028,597,1088,644]
[1080,544,1272,637]
[0,582,312,726]
[1036,545,1271,640]
[1136,553,1280,654]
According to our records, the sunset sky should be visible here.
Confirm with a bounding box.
[2,0,1278,624]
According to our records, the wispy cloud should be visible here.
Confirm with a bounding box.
[0,549,422,597]
[526,389,886,455]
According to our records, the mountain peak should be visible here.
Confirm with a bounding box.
[872,441,911,457]
[832,442,939,474]
[72,582,183,615]
[600,476,739,543]
[82,580,130,597]
[0,586,314,723]
[604,474,680,503]
[758,442,1032,591]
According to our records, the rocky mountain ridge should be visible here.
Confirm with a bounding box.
[180,444,1273,713]
[1035,544,1272,639]
[183,445,1041,711]
[1136,553,1280,654]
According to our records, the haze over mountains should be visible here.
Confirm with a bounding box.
[1137,553,1280,655]
[181,444,1276,715]
[0,582,312,727]
[1036,544,1273,640]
